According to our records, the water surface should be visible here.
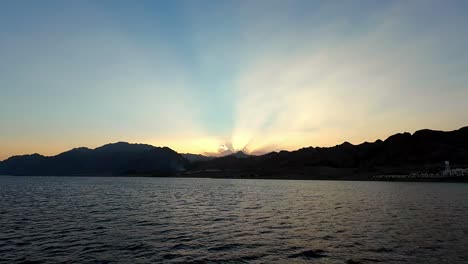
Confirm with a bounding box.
[0,176,467,263]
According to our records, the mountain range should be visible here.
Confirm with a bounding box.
[187,126,468,179]
[1,126,467,179]
[0,142,187,176]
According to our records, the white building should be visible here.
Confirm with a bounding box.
[442,161,465,177]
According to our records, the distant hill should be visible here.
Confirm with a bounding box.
[1,127,467,179]
[0,142,188,176]
[228,151,252,159]
[187,126,468,179]
[182,153,213,162]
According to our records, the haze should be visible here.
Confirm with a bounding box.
[1,0,467,160]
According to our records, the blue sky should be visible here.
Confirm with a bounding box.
[1,0,468,158]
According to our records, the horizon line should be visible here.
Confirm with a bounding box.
[2,125,466,162]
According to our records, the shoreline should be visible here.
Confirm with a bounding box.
[2,174,467,183]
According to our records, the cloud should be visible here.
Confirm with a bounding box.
[230,0,468,154]
[1,1,467,159]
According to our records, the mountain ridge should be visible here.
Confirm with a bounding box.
[186,126,468,179]
[1,126,467,179]
[0,142,188,176]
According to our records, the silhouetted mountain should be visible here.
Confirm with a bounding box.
[188,127,468,179]
[0,142,188,176]
[182,153,213,162]
[1,127,467,179]
[229,151,251,159]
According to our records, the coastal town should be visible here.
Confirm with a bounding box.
[374,161,468,180]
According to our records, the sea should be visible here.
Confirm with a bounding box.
[0,176,467,264]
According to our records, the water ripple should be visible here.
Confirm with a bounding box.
[0,176,467,263]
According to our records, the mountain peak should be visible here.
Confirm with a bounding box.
[230,151,251,158]
[0,142,187,176]
[95,142,155,152]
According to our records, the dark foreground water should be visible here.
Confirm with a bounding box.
[0,176,467,264]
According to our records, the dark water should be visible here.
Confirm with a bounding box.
[0,176,467,264]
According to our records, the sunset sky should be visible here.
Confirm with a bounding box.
[1,0,468,160]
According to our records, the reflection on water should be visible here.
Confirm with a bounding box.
[0,176,467,263]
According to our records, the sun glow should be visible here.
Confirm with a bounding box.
[1,1,467,160]
[149,136,225,155]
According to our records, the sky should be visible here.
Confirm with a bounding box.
[1,0,468,160]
